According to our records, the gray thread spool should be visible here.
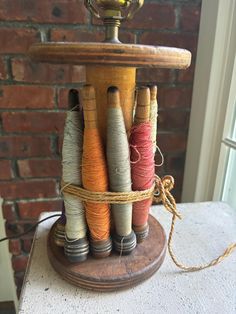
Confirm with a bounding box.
[63,90,89,263]
[106,86,136,254]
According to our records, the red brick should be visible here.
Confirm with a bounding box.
[180,5,201,32]
[119,31,136,44]
[22,237,33,253]
[158,109,190,131]
[0,136,52,158]
[58,88,70,109]
[157,133,187,153]
[12,58,85,84]
[2,202,17,221]
[9,239,21,256]
[5,221,24,237]
[0,160,13,180]
[0,57,7,80]
[18,159,61,178]
[18,199,63,219]
[178,62,195,83]
[95,3,176,30]
[14,271,25,290]
[12,255,28,272]
[0,0,87,24]
[58,88,81,109]
[58,135,64,153]
[2,112,65,133]
[6,220,36,237]
[0,85,54,109]
[158,87,192,108]
[137,68,174,84]
[140,32,198,57]
[0,179,58,200]
[0,28,39,54]
[51,29,104,42]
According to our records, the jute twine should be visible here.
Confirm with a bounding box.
[61,176,236,271]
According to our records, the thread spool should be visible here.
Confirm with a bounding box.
[62,89,89,262]
[134,87,150,124]
[149,85,158,154]
[106,86,136,255]
[54,91,80,248]
[130,87,155,242]
[81,84,112,258]
[53,203,66,247]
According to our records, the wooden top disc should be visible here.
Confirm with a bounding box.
[47,214,167,291]
[29,42,191,69]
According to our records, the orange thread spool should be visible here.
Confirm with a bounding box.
[81,85,112,258]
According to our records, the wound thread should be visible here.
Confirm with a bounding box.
[81,85,111,242]
[62,105,87,241]
[106,86,132,237]
[130,87,155,228]
[130,123,155,226]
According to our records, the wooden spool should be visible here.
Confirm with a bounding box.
[29,40,191,291]
[48,215,166,291]
[29,42,191,142]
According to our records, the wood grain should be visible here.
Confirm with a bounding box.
[29,42,191,69]
[47,214,167,291]
[86,66,135,141]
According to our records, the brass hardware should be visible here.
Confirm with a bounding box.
[84,0,144,43]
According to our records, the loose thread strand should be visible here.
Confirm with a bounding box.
[154,175,236,271]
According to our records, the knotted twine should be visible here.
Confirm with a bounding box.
[62,176,236,271]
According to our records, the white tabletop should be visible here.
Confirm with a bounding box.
[19,202,236,314]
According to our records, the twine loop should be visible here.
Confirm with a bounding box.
[153,175,236,271]
[61,175,236,271]
[153,175,181,220]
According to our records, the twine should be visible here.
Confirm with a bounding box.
[153,175,236,271]
[62,175,236,271]
[61,180,155,204]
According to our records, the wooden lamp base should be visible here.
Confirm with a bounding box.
[47,215,167,292]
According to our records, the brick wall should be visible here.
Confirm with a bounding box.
[0,0,201,297]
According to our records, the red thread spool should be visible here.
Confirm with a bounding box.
[130,87,155,242]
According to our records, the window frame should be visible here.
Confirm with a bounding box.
[182,0,236,202]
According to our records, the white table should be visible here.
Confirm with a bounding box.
[19,202,236,314]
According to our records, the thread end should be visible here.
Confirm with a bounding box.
[113,230,137,255]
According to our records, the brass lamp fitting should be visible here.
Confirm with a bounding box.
[84,0,144,43]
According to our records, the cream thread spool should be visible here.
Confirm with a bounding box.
[62,90,89,263]
[106,86,136,255]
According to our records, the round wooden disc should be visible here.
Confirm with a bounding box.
[47,215,167,291]
[29,42,191,69]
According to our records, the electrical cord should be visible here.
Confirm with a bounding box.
[0,214,61,242]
